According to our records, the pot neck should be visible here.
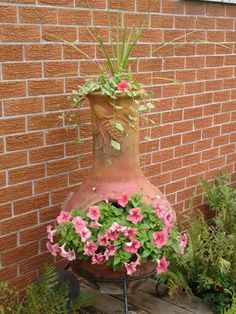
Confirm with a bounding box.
[87,92,141,172]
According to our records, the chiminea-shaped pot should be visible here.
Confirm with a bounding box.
[63,91,172,213]
[63,91,174,293]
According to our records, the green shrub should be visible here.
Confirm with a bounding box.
[0,266,94,314]
[158,171,236,314]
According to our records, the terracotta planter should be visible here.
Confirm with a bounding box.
[63,91,173,292]
[63,91,173,212]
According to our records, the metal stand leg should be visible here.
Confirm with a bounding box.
[123,278,128,314]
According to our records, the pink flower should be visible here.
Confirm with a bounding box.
[83,241,98,256]
[179,234,188,255]
[164,210,174,226]
[79,227,91,242]
[118,192,129,208]
[59,243,69,258]
[46,241,61,256]
[122,226,137,240]
[72,217,86,233]
[152,230,168,249]
[106,229,119,241]
[110,222,122,232]
[117,80,130,92]
[104,245,116,261]
[91,253,105,265]
[124,239,141,254]
[124,260,140,276]
[87,206,100,221]
[155,203,166,221]
[98,234,110,246]
[56,210,71,224]
[127,207,143,224]
[67,249,76,261]
[156,257,170,274]
[46,225,56,242]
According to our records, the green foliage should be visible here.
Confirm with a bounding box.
[0,267,94,314]
[159,171,236,314]
[224,298,236,314]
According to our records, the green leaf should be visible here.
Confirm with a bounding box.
[142,249,151,258]
[111,139,121,150]
[128,115,138,122]
[113,206,123,216]
[114,255,121,266]
[113,122,124,132]
[138,104,147,112]
[147,102,155,109]
[71,209,81,217]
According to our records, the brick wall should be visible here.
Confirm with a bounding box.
[0,0,235,291]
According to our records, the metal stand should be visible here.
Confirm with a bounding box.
[65,263,156,314]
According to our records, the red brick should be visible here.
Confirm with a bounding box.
[45,95,70,111]
[0,45,23,62]
[0,25,40,42]
[183,153,201,166]
[222,122,236,134]
[0,233,17,252]
[196,43,215,55]
[191,162,208,175]
[12,270,38,292]
[46,128,77,145]
[63,44,95,60]
[203,103,221,116]
[4,97,43,116]
[6,132,43,151]
[0,5,17,23]
[163,57,184,70]
[185,82,204,95]
[217,18,234,30]
[42,26,77,42]
[1,242,38,266]
[227,152,236,164]
[183,131,201,144]
[19,6,57,24]
[0,265,17,282]
[152,15,173,28]
[186,1,206,15]
[162,1,184,14]
[172,167,191,181]
[213,135,229,147]
[220,144,235,156]
[194,139,212,151]
[162,158,182,172]
[139,58,162,72]
[39,204,61,222]
[0,182,32,204]
[207,3,226,17]
[186,57,205,69]
[175,16,195,29]
[194,117,213,129]
[9,164,45,185]
[208,156,226,169]
[19,223,48,244]
[47,157,78,175]
[136,0,160,12]
[14,193,49,215]
[166,179,185,194]
[195,93,213,105]
[39,0,73,5]
[175,144,194,157]
[0,203,11,220]
[202,148,220,161]
[0,151,27,170]
[206,56,224,67]
[0,171,6,187]
[75,0,106,8]
[173,121,193,134]
[0,117,25,136]
[176,70,196,82]
[19,253,53,275]
[140,29,162,43]
[0,81,26,99]
[79,26,109,42]
[69,168,90,185]
[152,149,174,163]
[196,17,215,29]
[184,107,203,119]
[214,91,230,102]
[203,126,221,138]
[34,173,68,194]
[174,96,194,109]
[144,163,161,177]
[25,44,62,61]
[162,84,184,98]
[28,79,64,96]
[214,113,231,125]
[44,61,78,78]
[177,187,195,202]
[160,135,181,149]
[3,62,42,80]
[208,31,225,42]
[30,144,64,163]
[150,173,171,186]
[197,68,215,80]
[27,113,63,131]
[222,101,235,112]
[0,138,4,153]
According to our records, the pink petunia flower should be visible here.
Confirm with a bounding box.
[118,192,129,208]
[46,225,56,243]
[59,243,69,258]
[83,241,98,256]
[72,217,86,234]
[156,257,170,274]
[179,234,188,255]
[87,206,100,221]
[124,239,141,254]
[104,245,116,261]
[124,259,140,276]
[79,227,91,242]
[58,243,76,261]
[46,241,61,256]
[164,210,174,226]
[155,203,166,221]
[67,249,76,261]
[122,226,137,240]
[106,229,119,241]
[91,253,105,265]
[110,222,122,232]
[152,230,168,249]
[98,234,110,246]
[127,207,143,224]
[56,210,71,224]
[117,80,130,92]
